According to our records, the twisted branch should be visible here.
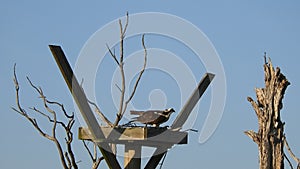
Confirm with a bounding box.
[83,140,105,169]
[116,34,147,125]
[115,12,129,125]
[88,100,113,127]
[12,64,78,169]
[106,13,147,126]
[284,136,300,168]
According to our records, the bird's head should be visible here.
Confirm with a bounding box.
[165,108,175,113]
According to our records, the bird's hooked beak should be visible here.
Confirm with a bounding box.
[166,108,175,113]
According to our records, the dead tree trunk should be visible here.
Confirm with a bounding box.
[245,56,290,169]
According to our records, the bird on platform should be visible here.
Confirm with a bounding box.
[129,108,175,127]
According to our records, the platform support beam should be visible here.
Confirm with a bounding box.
[49,45,121,169]
[124,144,141,169]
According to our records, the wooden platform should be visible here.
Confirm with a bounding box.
[50,45,214,169]
[79,127,187,147]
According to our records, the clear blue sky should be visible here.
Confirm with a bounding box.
[1,1,300,169]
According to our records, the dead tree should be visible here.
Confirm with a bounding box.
[245,55,292,169]
[12,64,104,169]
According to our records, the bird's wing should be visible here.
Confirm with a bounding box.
[154,112,168,117]
[130,110,145,115]
[136,111,160,123]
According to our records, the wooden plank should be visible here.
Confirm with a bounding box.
[79,127,187,145]
[146,128,187,145]
[171,73,215,129]
[49,45,121,169]
[78,127,146,141]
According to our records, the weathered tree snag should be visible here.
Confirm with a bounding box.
[245,56,290,169]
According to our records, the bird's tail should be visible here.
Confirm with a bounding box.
[130,117,138,121]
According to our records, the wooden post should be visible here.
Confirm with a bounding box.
[49,45,121,169]
[124,144,142,169]
[144,146,170,169]
[171,73,215,129]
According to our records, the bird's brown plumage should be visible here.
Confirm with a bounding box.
[130,108,175,127]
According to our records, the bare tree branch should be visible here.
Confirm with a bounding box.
[284,153,294,169]
[126,34,147,103]
[27,76,59,137]
[106,13,129,125]
[247,96,265,121]
[93,157,104,169]
[106,44,120,65]
[83,140,105,169]
[12,65,54,142]
[115,83,122,93]
[105,13,147,126]
[112,13,130,126]
[66,126,77,169]
[114,33,147,126]
[244,130,260,145]
[284,136,300,168]
[88,100,114,127]
[122,12,129,39]
[117,25,127,124]
[46,100,74,119]
[29,106,67,128]
[65,152,72,168]
[83,141,95,160]
[12,65,78,169]
[118,34,147,125]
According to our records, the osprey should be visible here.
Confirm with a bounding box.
[130,108,175,127]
